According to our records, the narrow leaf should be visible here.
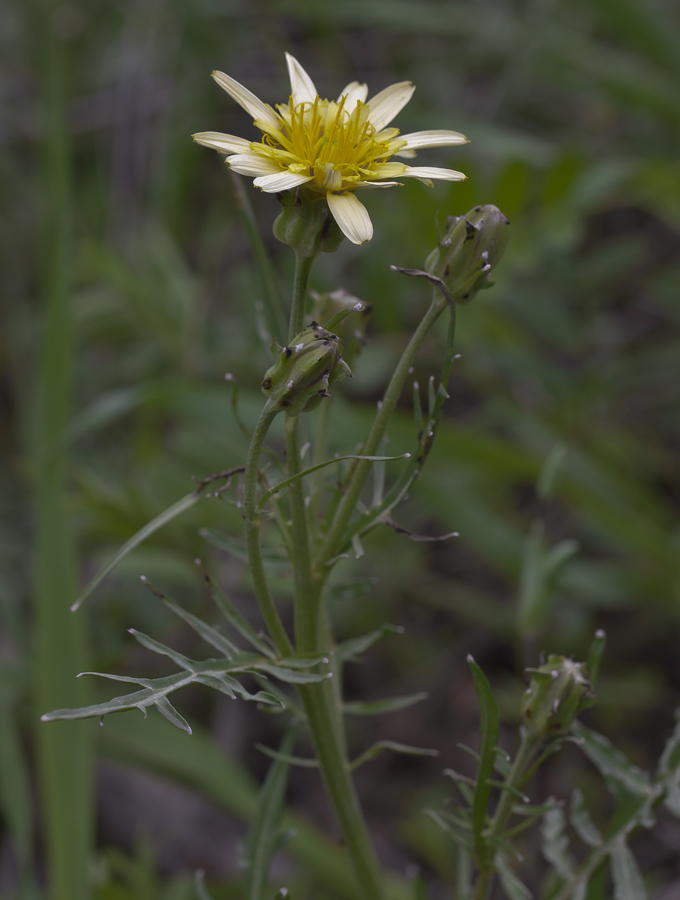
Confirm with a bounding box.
[610,838,646,900]
[154,697,192,735]
[198,562,276,658]
[255,663,330,685]
[129,629,196,671]
[570,788,602,847]
[195,869,216,900]
[329,578,378,602]
[572,722,651,802]
[245,725,297,900]
[495,853,532,900]
[200,529,289,570]
[540,805,574,879]
[343,692,428,716]
[255,743,319,768]
[336,623,404,663]
[467,656,500,861]
[71,491,201,611]
[146,582,240,659]
[350,740,438,771]
[424,809,473,850]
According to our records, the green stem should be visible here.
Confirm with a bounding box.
[315,289,449,570]
[472,731,538,900]
[286,416,317,655]
[299,677,386,900]
[289,251,316,341]
[244,403,293,656]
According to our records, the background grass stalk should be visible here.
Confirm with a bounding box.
[315,289,449,569]
[244,402,293,656]
[32,11,94,899]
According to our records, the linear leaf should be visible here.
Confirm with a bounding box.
[343,692,428,716]
[610,838,647,900]
[245,725,297,900]
[572,722,651,801]
[328,578,378,602]
[198,563,276,658]
[424,809,473,850]
[255,743,319,768]
[194,869,216,900]
[336,623,404,662]
[540,805,574,879]
[128,629,196,671]
[350,740,438,771]
[256,663,330,685]
[570,788,602,847]
[495,853,532,900]
[154,697,192,735]
[467,656,500,863]
[71,491,202,611]
[144,581,240,659]
[200,529,289,570]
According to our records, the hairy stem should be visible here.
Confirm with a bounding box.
[315,289,449,569]
[244,402,293,656]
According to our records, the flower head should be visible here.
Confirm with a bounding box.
[194,53,468,245]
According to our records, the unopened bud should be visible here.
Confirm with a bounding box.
[261,323,352,416]
[310,289,371,368]
[426,204,510,303]
[521,655,596,739]
[273,190,345,257]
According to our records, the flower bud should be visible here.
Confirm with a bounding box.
[425,204,510,304]
[261,323,352,417]
[273,189,345,258]
[521,655,596,739]
[310,289,371,368]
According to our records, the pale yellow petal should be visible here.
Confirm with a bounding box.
[226,153,282,177]
[370,162,407,179]
[398,129,469,150]
[327,191,373,245]
[337,80,369,109]
[192,131,251,154]
[367,81,415,131]
[253,171,314,192]
[285,52,317,105]
[394,149,418,158]
[212,70,280,129]
[352,181,403,189]
[400,165,467,183]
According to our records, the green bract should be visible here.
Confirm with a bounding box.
[273,190,345,257]
[261,323,352,416]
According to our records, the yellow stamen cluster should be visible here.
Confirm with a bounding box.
[254,96,406,193]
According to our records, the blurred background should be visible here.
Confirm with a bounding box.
[2,1,680,898]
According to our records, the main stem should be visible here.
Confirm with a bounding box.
[285,252,386,900]
[314,289,449,569]
[243,402,293,657]
[472,730,538,900]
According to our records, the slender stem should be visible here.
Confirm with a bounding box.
[472,731,538,900]
[286,416,317,654]
[244,402,294,656]
[299,677,386,900]
[314,289,449,570]
[289,251,316,341]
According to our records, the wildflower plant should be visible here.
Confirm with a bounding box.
[41,55,680,900]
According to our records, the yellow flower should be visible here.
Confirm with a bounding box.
[193,53,468,245]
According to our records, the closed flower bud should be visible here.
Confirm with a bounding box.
[521,655,596,739]
[310,288,371,368]
[273,190,345,258]
[261,323,352,417]
[425,204,510,303]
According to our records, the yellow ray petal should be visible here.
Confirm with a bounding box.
[367,81,415,131]
[226,153,282,177]
[253,171,314,193]
[192,131,252,154]
[327,191,373,244]
[285,52,317,106]
[212,70,280,130]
